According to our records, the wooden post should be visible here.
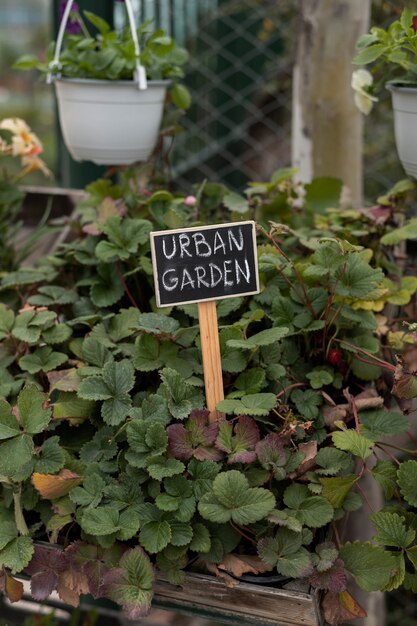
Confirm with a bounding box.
[292,0,371,206]
[198,300,224,422]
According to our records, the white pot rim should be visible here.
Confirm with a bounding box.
[386,82,417,94]
[55,77,171,88]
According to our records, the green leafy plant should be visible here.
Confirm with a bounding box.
[1,169,417,624]
[14,7,191,113]
[352,8,417,113]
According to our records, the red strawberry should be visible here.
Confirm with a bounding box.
[327,350,342,366]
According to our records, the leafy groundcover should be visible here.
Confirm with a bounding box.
[1,171,417,624]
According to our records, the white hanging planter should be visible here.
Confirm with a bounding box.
[387,84,417,179]
[48,0,167,166]
[54,78,169,165]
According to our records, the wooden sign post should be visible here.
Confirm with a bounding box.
[150,221,259,422]
[198,300,224,422]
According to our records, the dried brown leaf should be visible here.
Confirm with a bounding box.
[0,569,24,603]
[290,441,317,478]
[403,345,417,370]
[47,368,82,392]
[32,469,82,500]
[323,405,348,429]
[218,554,273,577]
[323,590,366,625]
[323,388,384,429]
[57,569,89,606]
[192,557,239,587]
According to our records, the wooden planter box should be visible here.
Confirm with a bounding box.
[153,572,323,626]
[18,185,85,264]
[10,570,322,626]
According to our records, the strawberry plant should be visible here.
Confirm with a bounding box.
[0,169,417,623]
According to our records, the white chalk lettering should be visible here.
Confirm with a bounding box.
[235,258,250,284]
[213,231,227,255]
[179,233,192,258]
[195,266,210,288]
[209,263,223,287]
[162,236,177,260]
[162,269,178,291]
[228,227,244,252]
[192,232,212,257]
[223,259,233,287]
[181,268,195,290]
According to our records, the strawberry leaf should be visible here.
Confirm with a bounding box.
[198,470,275,525]
[25,544,66,600]
[215,415,260,463]
[257,528,313,578]
[256,433,290,479]
[0,536,34,574]
[339,542,397,591]
[102,547,154,619]
[167,410,222,462]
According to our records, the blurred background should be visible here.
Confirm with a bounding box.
[0,0,405,197]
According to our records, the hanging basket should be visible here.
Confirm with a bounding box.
[48,0,168,166]
[54,77,168,165]
[387,83,417,179]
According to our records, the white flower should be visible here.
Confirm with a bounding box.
[351,69,378,115]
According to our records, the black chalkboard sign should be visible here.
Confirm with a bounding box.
[150,221,260,307]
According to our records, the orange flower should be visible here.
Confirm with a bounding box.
[0,117,43,158]
[0,117,51,180]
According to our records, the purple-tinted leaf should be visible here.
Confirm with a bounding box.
[166,424,192,461]
[216,416,260,463]
[65,540,126,599]
[167,411,223,462]
[256,433,289,473]
[25,544,67,601]
[103,547,154,619]
[190,408,210,421]
[309,558,347,592]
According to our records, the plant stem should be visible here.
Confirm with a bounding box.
[331,521,341,548]
[276,382,305,399]
[108,421,130,444]
[334,339,396,371]
[376,441,417,456]
[355,481,375,513]
[74,9,91,39]
[354,354,391,370]
[349,395,361,434]
[229,521,257,546]
[13,488,29,536]
[375,443,401,466]
[322,263,346,355]
[406,430,417,449]
[116,263,140,309]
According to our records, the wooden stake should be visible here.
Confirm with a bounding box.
[198,300,224,422]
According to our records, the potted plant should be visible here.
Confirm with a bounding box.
[352,7,417,178]
[14,0,190,166]
[1,168,417,625]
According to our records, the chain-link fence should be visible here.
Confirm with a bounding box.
[124,0,295,191]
